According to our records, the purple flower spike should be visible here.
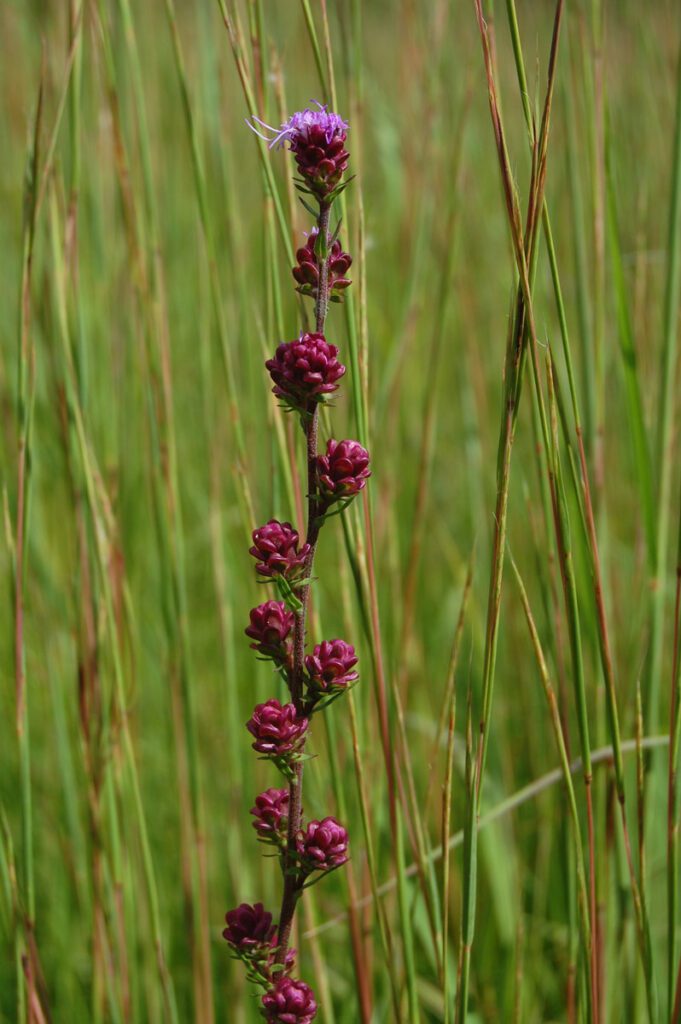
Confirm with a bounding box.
[296,817,349,872]
[262,976,318,1024]
[247,699,308,757]
[266,333,345,411]
[250,102,349,200]
[317,439,371,507]
[223,902,276,953]
[246,601,295,663]
[305,639,359,694]
[250,520,311,580]
[250,787,291,843]
[292,228,352,302]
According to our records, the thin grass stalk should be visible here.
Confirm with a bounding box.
[165,0,254,527]
[441,685,457,1024]
[474,0,563,796]
[346,690,402,1017]
[504,6,657,1011]
[400,126,467,690]
[604,149,655,564]
[48,190,178,1024]
[650,14,681,800]
[455,688,476,1024]
[65,9,122,1017]
[395,803,420,1023]
[588,0,606,516]
[510,554,594,1010]
[669,484,681,1017]
[389,681,443,977]
[215,0,296,266]
[13,60,46,1024]
[99,6,215,1014]
[299,0,329,102]
[546,360,598,1022]
[440,568,471,1022]
[562,25,595,456]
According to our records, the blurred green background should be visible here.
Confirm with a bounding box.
[1,1,680,1021]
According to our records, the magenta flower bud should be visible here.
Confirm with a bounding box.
[317,438,371,507]
[249,520,311,580]
[296,817,349,872]
[305,639,359,694]
[262,977,318,1024]
[246,601,295,662]
[292,228,352,302]
[250,787,291,843]
[250,103,349,201]
[247,700,308,757]
[222,902,276,953]
[266,333,345,410]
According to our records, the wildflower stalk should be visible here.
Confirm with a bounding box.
[275,200,331,964]
[226,101,364,1022]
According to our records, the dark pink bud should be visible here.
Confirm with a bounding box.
[265,334,345,410]
[245,601,295,662]
[222,902,276,952]
[317,438,371,506]
[247,700,308,757]
[296,816,349,872]
[249,520,311,580]
[262,976,318,1023]
[305,639,359,693]
[250,787,291,843]
[292,229,352,302]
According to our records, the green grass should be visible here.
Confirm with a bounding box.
[1,0,681,1020]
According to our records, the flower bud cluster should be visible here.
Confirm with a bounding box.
[227,104,372,1021]
[292,228,352,303]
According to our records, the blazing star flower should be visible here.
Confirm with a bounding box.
[247,699,308,757]
[292,228,352,302]
[296,817,349,872]
[316,439,371,507]
[249,102,349,200]
[305,639,359,694]
[222,903,276,953]
[249,520,311,580]
[250,787,291,844]
[245,601,295,663]
[262,976,318,1024]
[266,334,345,410]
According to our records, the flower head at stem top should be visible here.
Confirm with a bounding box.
[249,101,349,202]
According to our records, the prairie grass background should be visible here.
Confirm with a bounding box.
[1,0,681,1021]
